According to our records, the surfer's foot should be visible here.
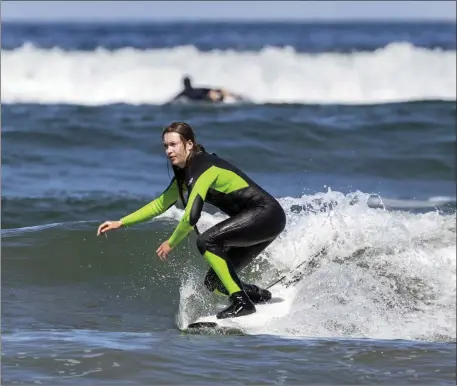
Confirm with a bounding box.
[243,283,272,304]
[216,291,256,319]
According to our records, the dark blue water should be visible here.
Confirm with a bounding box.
[2,21,456,51]
[2,21,456,385]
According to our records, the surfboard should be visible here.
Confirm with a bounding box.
[179,254,326,336]
[183,297,287,335]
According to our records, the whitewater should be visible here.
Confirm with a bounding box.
[2,42,456,105]
[161,191,457,341]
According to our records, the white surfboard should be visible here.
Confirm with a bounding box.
[184,286,295,334]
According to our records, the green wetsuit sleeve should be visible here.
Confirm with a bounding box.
[168,166,219,248]
[120,179,179,227]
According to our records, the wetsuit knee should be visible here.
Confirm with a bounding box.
[196,234,207,254]
[196,232,219,255]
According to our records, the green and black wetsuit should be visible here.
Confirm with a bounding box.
[120,151,286,296]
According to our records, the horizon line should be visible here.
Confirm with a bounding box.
[2,17,456,23]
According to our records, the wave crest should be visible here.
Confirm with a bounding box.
[2,42,456,105]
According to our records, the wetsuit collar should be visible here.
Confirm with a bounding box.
[184,149,204,168]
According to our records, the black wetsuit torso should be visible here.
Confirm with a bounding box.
[184,151,281,217]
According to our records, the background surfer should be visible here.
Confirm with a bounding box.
[168,76,248,103]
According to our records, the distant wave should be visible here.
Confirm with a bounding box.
[2,42,455,105]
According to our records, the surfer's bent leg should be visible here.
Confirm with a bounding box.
[196,204,285,299]
[203,240,274,295]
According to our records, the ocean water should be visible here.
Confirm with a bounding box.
[1,21,456,385]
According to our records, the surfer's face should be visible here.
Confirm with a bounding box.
[163,132,193,168]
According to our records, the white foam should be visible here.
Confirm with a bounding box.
[2,42,455,105]
[172,189,456,341]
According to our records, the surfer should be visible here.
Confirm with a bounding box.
[168,76,248,103]
[97,122,286,319]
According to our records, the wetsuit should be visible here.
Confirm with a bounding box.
[174,88,224,102]
[120,151,286,298]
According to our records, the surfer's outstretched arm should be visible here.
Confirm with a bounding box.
[165,91,185,104]
[97,178,179,235]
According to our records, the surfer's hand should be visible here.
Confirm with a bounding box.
[97,220,123,236]
[156,241,173,261]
